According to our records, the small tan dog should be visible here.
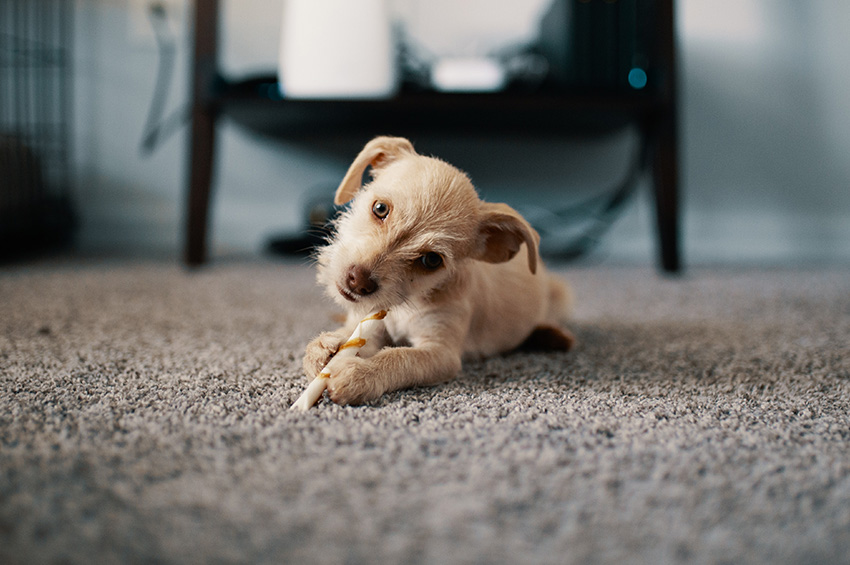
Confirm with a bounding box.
[304,136,573,405]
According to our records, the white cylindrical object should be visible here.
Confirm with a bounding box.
[290,310,387,410]
[290,372,331,411]
[279,0,398,99]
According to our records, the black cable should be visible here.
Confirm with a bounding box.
[522,134,646,260]
[139,2,189,156]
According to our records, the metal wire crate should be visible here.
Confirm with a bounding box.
[0,0,75,260]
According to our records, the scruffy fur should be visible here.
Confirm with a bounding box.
[304,136,574,405]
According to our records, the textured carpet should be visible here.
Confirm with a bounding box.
[1,259,849,565]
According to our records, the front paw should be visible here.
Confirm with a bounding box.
[302,331,344,378]
[326,357,382,406]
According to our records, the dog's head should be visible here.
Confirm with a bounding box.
[317,136,540,313]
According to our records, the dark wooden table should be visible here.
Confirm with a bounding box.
[185,0,681,272]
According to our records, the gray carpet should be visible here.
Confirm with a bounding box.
[1,259,849,565]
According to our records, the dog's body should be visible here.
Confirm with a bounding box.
[304,136,573,405]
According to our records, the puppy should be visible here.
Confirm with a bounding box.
[304,136,574,405]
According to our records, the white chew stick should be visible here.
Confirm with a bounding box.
[290,310,387,410]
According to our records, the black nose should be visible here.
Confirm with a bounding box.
[346,265,378,296]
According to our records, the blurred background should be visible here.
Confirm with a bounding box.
[4,0,850,266]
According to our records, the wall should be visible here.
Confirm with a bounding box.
[679,0,850,263]
[72,0,850,264]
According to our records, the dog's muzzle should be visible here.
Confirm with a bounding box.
[340,265,378,301]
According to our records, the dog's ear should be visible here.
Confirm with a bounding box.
[475,202,540,274]
[334,136,416,205]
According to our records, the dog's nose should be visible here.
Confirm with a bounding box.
[346,265,378,296]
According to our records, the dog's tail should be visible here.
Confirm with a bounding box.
[547,274,574,323]
[519,273,576,352]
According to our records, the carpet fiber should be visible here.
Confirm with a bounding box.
[2,259,849,564]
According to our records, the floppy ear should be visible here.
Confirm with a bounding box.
[334,136,416,205]
[475,202,540,274]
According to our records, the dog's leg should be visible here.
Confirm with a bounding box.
[302,330,348,378]
[326,345,462,405]
[303,310,390,379]
[519,324,575,352]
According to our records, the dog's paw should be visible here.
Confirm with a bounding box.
[302,331,345,378]
[326,357,382,406]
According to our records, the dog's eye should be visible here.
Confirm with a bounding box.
[372,201,390,220]
[419,252,443,270]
